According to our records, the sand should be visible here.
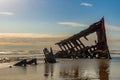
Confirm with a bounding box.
[0,54,119,80]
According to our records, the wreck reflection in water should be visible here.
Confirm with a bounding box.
[44,59,110,80]
[44,63,54,77]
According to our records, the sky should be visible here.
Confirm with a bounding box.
[0,0,120,50]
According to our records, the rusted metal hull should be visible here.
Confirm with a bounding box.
[55,18,111,59]
[43,47,56,63]
[14,58,37,66]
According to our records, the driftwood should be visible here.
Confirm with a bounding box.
[43,47,56,63]
[55,18,111,59]
[14,58,37,66]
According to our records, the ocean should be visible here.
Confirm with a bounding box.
[0,37,61,54]
[0,37,120,80]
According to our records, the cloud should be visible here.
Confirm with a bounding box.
[0,33,69,38]
[59,21,120,31]
[0,12,14,15]
[105,24,120,31]
[80,2,93,7]
[58,22,88,27]
[107,35,120,50]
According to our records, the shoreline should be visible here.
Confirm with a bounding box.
[0,58,119,80]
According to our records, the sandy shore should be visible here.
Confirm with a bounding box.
[0,55,119,80]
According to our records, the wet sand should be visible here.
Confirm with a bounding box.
[0,55,120,80]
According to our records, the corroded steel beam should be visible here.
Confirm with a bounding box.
[58,44,65,52]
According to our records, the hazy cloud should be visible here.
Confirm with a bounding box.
[59,21,120,31]
[0,33,69,38]
[80,2,93,7]
[58,22,88,27]
[105,24,120,31]
[0,12,14,15]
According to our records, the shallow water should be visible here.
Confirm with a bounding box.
[0,55,120,80]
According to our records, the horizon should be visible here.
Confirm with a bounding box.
[0,33,119,51]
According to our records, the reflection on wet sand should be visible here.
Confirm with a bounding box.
[59,59,110,80]
[44,63,54,77]
[44,59,110,80]
[99,60,109,80]
[59,65,79,78]
[2,56,120,80]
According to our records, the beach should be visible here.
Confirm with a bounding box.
[0,37,119,80]
[0,0,120,80]
[0,54,119,80]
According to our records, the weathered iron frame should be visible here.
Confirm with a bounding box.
[55,18,111,59]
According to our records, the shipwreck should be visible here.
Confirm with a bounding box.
[14,58,37,66]
[55,18,111,59]
[43,47,56,63]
